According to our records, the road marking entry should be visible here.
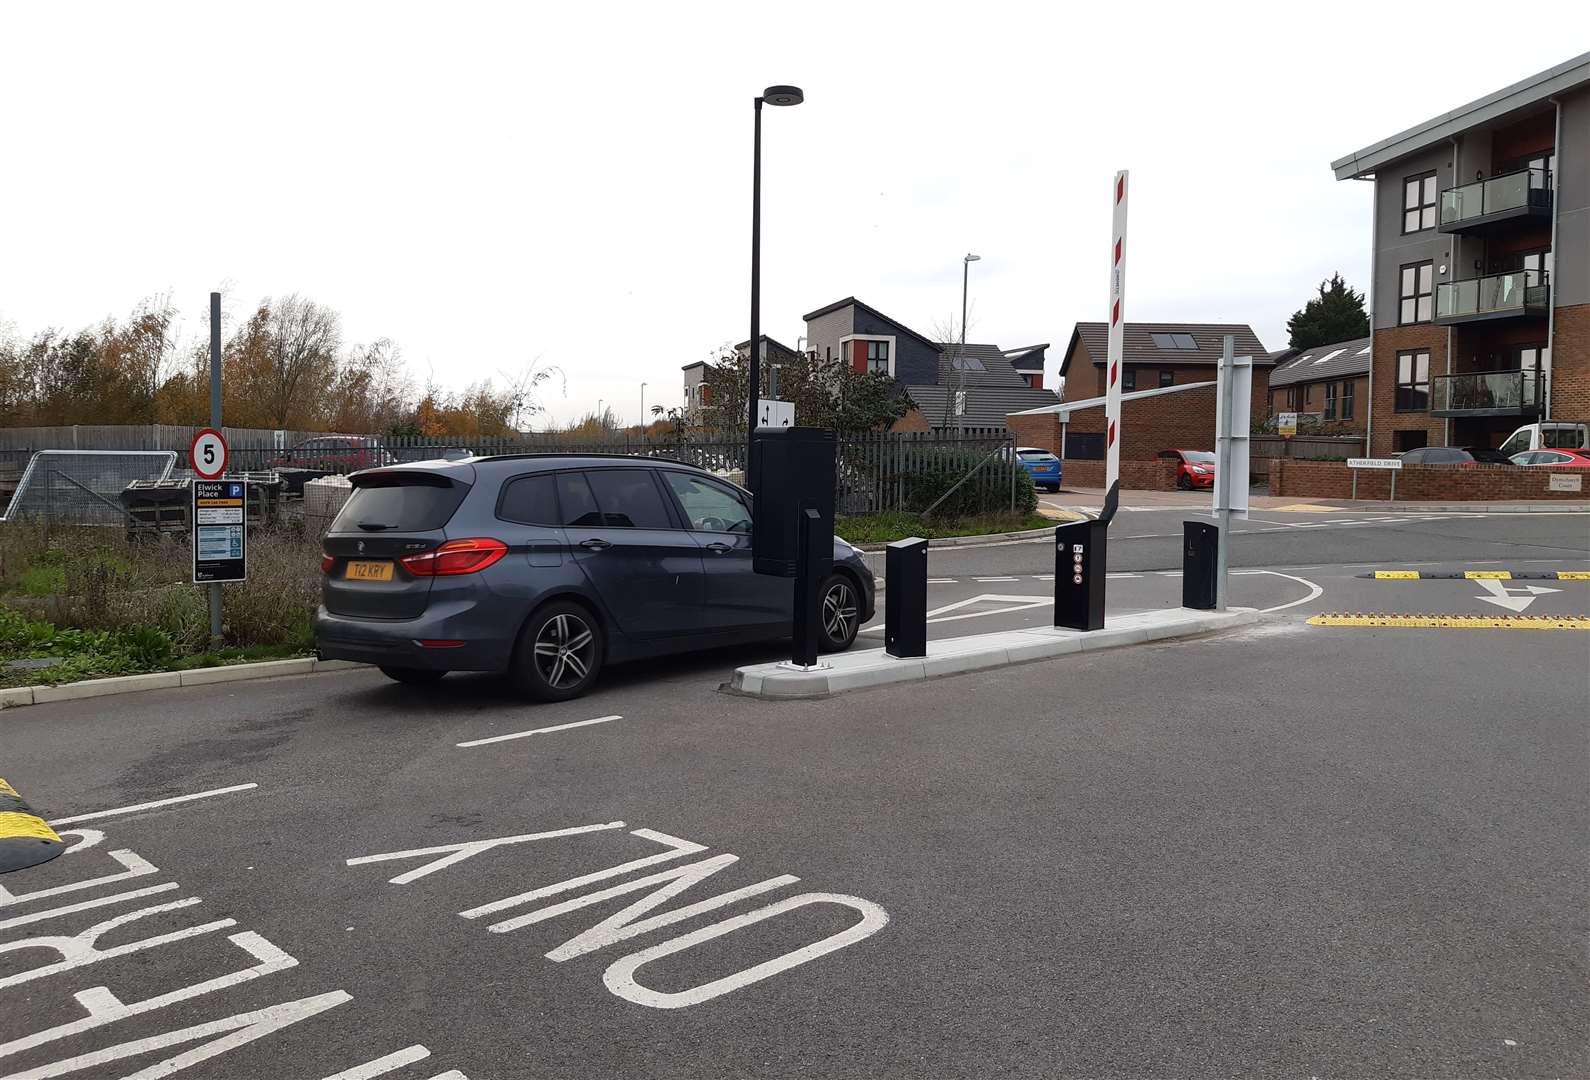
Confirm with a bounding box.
[48,784,259,827]
[348,822,627,885]
[0,882,180,933]
[1308,613,1590,630]
[319,1046,431,1079]
[457,714,622,748]
[1465,571,1512,579]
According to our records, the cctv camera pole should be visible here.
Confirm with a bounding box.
[208,291,223,646]
[747,95,764,487]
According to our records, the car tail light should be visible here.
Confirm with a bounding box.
[400,538,508,576]
[321,553,335,574]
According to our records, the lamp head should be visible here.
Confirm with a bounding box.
[964,253,981,263]
[763,85,804,106]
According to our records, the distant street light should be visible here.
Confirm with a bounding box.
[747,83,804,486]
[639,382,647,442]
[954,253,981,434]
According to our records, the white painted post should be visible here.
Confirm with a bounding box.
[1212,334,1251,611]
[1102,170,1128,524]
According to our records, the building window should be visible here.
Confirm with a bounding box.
[1403,171,1437,233]
[1399,262,1434,325]
[1394,430,1428,452]
[825,345,832,363]
[1286,386,1299,411]
[1341,380,1354,420]
[1395,350,1430,411]
[1158,370,1174,388]
[866,340,889,374]
[1324,382,1338,420]
[1122,369,1137,392]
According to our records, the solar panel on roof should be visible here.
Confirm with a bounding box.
[1150,332,1198,350]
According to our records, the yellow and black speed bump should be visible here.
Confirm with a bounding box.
[0,777,65,874]
[1360,570,1590,580]
[1308,612,1590,630]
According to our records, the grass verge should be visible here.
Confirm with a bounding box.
[835,511,1054,546]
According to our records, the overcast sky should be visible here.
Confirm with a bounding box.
[2,2,1584,427]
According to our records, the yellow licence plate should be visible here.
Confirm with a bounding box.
[346,560,394,582]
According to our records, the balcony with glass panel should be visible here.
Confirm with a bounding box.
[1430,369,1544,418]
[1434,270,1550,326]
[1438,168,1553,234]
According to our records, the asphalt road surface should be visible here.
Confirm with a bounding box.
[2,507,1586,1079]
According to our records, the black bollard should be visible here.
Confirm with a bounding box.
[885,536,928,658]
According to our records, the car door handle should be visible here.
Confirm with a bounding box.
[578,538,611,551]
[704,542,732,554]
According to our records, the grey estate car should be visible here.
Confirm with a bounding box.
[314,455,875,700]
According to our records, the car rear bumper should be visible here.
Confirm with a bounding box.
[314,601,513,672]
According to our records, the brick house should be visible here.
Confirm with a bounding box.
[1331,53,1589,455]
[1060,322,1273,422]
[1007,381,1221,490]
[802,297,1058,433]
[1266,334,1371,433]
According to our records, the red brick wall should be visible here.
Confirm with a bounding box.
[1061,458,1180,490]
[1007,413,1060,454]
[1551,303,1589,424]
[1269,459,1587,501]
[1370,324,1449,456]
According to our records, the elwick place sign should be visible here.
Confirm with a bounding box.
[193,480,247,583]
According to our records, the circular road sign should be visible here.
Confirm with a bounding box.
[190,428,228,480]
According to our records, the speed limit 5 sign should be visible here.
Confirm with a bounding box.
[190,428,228,480]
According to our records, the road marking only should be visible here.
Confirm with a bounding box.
[47,783,260,827]
[1308,613,1590,630]
[456,715,622,748]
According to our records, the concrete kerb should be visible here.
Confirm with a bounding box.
[729,606,1260,699]
[0,657,368,710]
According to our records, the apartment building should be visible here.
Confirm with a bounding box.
[1332,54,1589,455]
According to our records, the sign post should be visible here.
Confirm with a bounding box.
[1347,456,1403,501]
[1212,335,1252,610]
[205,293,224,643]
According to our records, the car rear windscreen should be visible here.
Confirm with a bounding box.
[333,473,468,532]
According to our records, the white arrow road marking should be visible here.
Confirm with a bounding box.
[1475,578,1561,612]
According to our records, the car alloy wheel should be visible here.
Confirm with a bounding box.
[513,601,605,701]
[534,612,596,690]
[820,576,859,650]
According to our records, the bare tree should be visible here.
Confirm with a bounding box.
[498,356,566,433]
[261,294,341,428]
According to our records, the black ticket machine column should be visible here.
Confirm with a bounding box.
[751,427,837,667]
[1053,518,1107,632]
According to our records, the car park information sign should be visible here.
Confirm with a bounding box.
[193,480,247,583]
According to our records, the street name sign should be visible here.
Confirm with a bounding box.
[1347,457,1402,470]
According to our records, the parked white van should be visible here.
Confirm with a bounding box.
[1497,423,1590,456]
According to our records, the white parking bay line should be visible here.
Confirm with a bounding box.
[48,783,260,826]
[927,578,959,584]
[973,576,1018,582]
[457,715,622,748]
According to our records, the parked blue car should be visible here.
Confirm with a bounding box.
[1009,446,1062,492]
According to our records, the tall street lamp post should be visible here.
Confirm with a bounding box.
[954,252,980,433]
[747,84,804,485]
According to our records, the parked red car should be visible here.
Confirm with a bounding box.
[1509,448,1590,469]
[271,436,393,474]
[1158,449,1216,489]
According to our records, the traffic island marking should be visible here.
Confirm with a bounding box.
[1308,613,1590,630]
[1363,570,1590,580]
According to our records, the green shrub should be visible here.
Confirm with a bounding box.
[899,450,1037,518]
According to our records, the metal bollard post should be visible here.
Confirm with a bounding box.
[885,537,928,658]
